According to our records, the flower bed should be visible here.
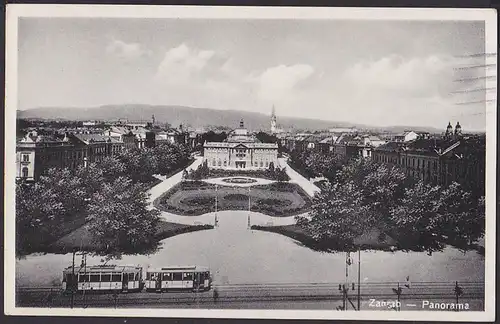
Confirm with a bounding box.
[221,177,258,184]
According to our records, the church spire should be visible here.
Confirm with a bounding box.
[270,105,277,134]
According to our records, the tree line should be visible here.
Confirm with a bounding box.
[288,148,345,181]
[294,155,485,254]
[183,160,289,182]
[15,143,192,256]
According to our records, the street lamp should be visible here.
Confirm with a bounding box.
[247,186,251,230]
[214,184,218,227]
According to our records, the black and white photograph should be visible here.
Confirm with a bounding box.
[4,5,497,321]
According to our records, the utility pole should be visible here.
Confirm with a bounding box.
[392,283,403,311]
[71,249,76,309]
[75,250,87,308]
[357,248,361,311]
[454,281,463,311]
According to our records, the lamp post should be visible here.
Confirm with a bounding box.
[247,187,251,229]
[214,184,218,227]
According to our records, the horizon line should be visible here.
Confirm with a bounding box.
[16,104,486,133]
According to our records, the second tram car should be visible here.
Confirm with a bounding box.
[145,266,212,292]
[62,265,143,293]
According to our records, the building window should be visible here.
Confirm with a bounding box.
[260,161,264,167]
[21,167,29,178]
[212,159,216,166]
[22,154,29,162]
[223,160,227,166]
[218,160,222,166]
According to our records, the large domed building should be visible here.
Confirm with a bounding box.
[203,119,278,169]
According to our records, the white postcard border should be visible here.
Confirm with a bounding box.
[4,5,497,322]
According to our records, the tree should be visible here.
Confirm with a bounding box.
[298,157,486,254]
[16,180,66,254]
[255,132,278,144]
[390,181,485,253]
[38,168,87,218]
[304,152,344,181]
[275,167,289,182]
[296,181,371,251]
[116,148,156,183]
[268,161,275,173]
[86,177,160,253]
[389,181,446,253]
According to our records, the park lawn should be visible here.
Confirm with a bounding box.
[47,220,213,254]
[156,181,312,217]
[251,224,398,252]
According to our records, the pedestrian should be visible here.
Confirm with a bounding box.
[213,287,219,303]
[45,290,55,308]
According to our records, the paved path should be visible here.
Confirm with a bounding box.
[148,156,315,227]
[148,157,203,204]
[278,158,320,198]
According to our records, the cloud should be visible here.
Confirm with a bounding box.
[344,54,459,99]
[324,54,487,129]
[248,64,315,102]
[105,39,150,60]
[152,43,318,113]
[152,43,251,108]
[155,43,229,84]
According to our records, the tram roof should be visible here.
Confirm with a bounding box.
[147,265,210,272]
[63,264,142,273]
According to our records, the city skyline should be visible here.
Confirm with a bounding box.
[18,18,490,131]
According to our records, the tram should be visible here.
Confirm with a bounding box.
[145,266,212,292]
[62,265,143,293]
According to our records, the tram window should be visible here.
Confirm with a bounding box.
[183,272,194,281]
[128,273,135,281]
[162,273,172,281]
[172,272,183,281]
[78,274,89,282]
[90,275,100,282]
[111,274,122,282]
[146,273,151,280]
[101,274,111,282]
[65,274,76,283]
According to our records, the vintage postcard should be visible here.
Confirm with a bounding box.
[4,4,497,322]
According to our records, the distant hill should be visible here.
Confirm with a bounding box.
[17,104,445,133]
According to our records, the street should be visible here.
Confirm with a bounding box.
[17,281,484,310]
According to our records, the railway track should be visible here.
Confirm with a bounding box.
[16,281,485,309]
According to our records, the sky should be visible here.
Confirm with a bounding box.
[18,18,490,130]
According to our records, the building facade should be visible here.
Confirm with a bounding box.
[372,122,484,193]
[16,131,124,181]
[394,131,419,142]
[16,133,86,181]
[203,120,278,170]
